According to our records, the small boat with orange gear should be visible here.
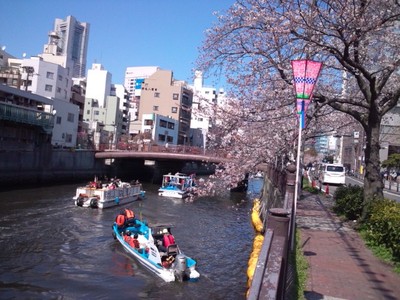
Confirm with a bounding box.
[73,177,145,209]
[112,209,200,282]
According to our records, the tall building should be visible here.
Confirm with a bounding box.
[52,16,90,78]
[139,69,193,145]
[83,64,125,150]
[86,63,112,107]
[314,135,329,155]
[190,71,226,148]
[124,66,160,135]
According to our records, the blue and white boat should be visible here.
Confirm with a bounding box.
[112,213,200,282]
[158,173,197,198]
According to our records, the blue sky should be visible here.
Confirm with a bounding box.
[0,0,233,88]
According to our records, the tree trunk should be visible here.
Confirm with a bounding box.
[362,114,384,221]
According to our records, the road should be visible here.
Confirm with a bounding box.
[316,176,400,202]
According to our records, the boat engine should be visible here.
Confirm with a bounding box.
[173,254,187,282]
[76,197,85,206]
[90,197,98,208]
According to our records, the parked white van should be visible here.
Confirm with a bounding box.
[319,163,346,185]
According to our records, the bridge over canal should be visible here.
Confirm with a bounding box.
[94,146,230,183]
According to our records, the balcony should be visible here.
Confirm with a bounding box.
[0,102,54,134]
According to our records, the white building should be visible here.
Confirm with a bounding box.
[124,66,160,135]
[189,71,226,149]
[142,113,179,145]
[86,63,112,107]
[83,64,125,149]
[8,57,72,101]
[7,56,78,148]
[114,84,131,135]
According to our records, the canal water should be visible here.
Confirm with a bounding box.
[0,178,263,300]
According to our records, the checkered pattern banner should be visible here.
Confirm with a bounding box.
[291,60,322,99]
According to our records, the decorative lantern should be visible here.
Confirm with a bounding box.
[291,60,322,128]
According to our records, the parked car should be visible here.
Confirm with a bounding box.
[318,163,346,185]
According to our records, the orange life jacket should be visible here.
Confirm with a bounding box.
[124,209,135,219]
[116,214,126,227]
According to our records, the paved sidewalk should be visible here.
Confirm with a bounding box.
[296,192,400,300]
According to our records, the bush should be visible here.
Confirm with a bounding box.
[303,186,319,194]
[333,185,364,220]
[365,199,400,261]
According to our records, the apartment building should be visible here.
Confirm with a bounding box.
[4,55,78,147]
[138,69,193,145]
[190,70,227,148]
[124,66,160,135]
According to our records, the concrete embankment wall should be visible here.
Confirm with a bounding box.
[0,148,108,189]
[257,165,287,220]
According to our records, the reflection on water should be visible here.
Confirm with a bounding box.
[0,180,261,299]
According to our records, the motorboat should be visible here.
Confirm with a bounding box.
[158,173,197,198]
[73,178,145,209]
[112,211,200,282]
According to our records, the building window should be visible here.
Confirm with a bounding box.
[57,87,61,93]
[46,72,54,79]
[154,92,160,97]
[45,84,53,92]
[67,113,74,122]
[56,116,62,124]
[167,122,174,129]
[171,107,178,113]
[144,119,154,126]
[159,119,167,128]
[158,134,166,142]
[58,75,62,81]
[153,106,159,111]
[94,110,99,115]
[65,134,72,143]
[167,136,173,143]
[173,93,179,100]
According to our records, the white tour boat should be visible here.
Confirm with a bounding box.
[73,178,145,209]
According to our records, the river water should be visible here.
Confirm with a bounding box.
[0,178,263,300]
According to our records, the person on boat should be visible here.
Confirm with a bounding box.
[123,230,133,243]
[124,208,135,219]
[162,228,175,248]
[131,234,140,249]
[122,208,136,226]
[115,214,126,228]
[162,255,175,268]
[156,239,167,253]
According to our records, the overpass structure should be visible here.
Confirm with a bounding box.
[94,146,230,183]
[95,146,229,164]
[95,149,229,164]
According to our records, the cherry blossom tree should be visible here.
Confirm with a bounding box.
[197,0,400,219]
